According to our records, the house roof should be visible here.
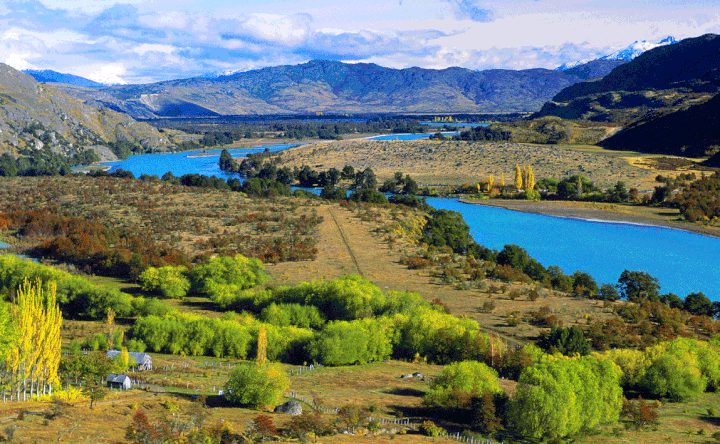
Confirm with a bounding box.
[106,350,151,364]
[106,373,131,384]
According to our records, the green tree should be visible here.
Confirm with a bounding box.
[139,266,190,299]
[509,355,622,440]
[640,354,706,401]
[597,283,620,301]
[572,271,598,297]
[684,292,713,316]
[424,361,501,408]
[218,149,236,172]
[618,270,661,302]
[538,326,591,356]
[85,385,108,409]
[224,362,289,409]
[190,255,267,300]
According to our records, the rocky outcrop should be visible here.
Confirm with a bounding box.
[274,400,302,415]
[0,64,172,157]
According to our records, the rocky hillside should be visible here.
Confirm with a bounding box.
[0,64,171,157]
[534,34,720,122]
[56,59,621,118]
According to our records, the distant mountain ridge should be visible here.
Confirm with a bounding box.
[22,69,103,88]
[55,59,622,118]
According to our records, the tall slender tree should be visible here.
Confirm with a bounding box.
[514,165,523,190]
[7,279,62,400]
[527,166,535,191]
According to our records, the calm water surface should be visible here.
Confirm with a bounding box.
[365,132,458,141]
[91,144,720,300]
[426,198,720,298]
[96,145,297,178]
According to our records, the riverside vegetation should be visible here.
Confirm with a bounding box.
[1,172,720,443]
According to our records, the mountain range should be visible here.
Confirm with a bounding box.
[51,60,624,118]
[0,64,172,157]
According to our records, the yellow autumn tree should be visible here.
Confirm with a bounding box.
[514,165,523,190]
[107,308,116,349]
[500,172,505,187]
[527,165,535,191]
[488,175,495,190]
[7,279,62,400]
[256,325,268,364]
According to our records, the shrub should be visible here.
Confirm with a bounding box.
[224,362,289,409]
[424,361,501,408]
[621,397,658,429]
[419,420,446,437]
[640,354,706,401]
[190,254,267,299]
[509,355,622,440]
[139,266,190,299]
[307,318,392,366]
[538,326,591,356]
[259,303,326,329]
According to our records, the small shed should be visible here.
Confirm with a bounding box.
[106,373,132,390]
[106,350,153,371]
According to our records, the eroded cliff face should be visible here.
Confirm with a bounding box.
[0,64,171,157]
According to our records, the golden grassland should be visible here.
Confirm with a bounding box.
[274,139,666,189]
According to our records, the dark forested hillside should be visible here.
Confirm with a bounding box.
[600,92,720,157]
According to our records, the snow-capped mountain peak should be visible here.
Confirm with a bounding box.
[599,36,677,61]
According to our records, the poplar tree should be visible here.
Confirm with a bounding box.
[514,165,523,190]
[256,326,268,364]
[527,166,535,191]
[500,172,505,187]
[487,175,494,191]
[107,308,116,349]
[7,279,62,400]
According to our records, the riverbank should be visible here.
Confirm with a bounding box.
[459,198,720,239]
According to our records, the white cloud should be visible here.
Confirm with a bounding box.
[83,63,128,85]
[1,0,719,83]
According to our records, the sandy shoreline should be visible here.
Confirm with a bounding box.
[460,198,720,239]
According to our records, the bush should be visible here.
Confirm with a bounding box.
[640,354,706,401]
[139,266,190,299]
[424,361,501,408]
[538,326,591,356]
[224,362,289,409]
[509,355,622,440]
[307,318,392,366]
[190,254,267,299]
[259,303,326,329]
[419,420,446,437]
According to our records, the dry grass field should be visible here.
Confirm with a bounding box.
[274,139,665,190]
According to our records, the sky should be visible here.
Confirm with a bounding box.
[1,0,719,85]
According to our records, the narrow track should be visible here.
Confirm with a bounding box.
[327,208,364,278]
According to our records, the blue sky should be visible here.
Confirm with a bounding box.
[1,0,719,84]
